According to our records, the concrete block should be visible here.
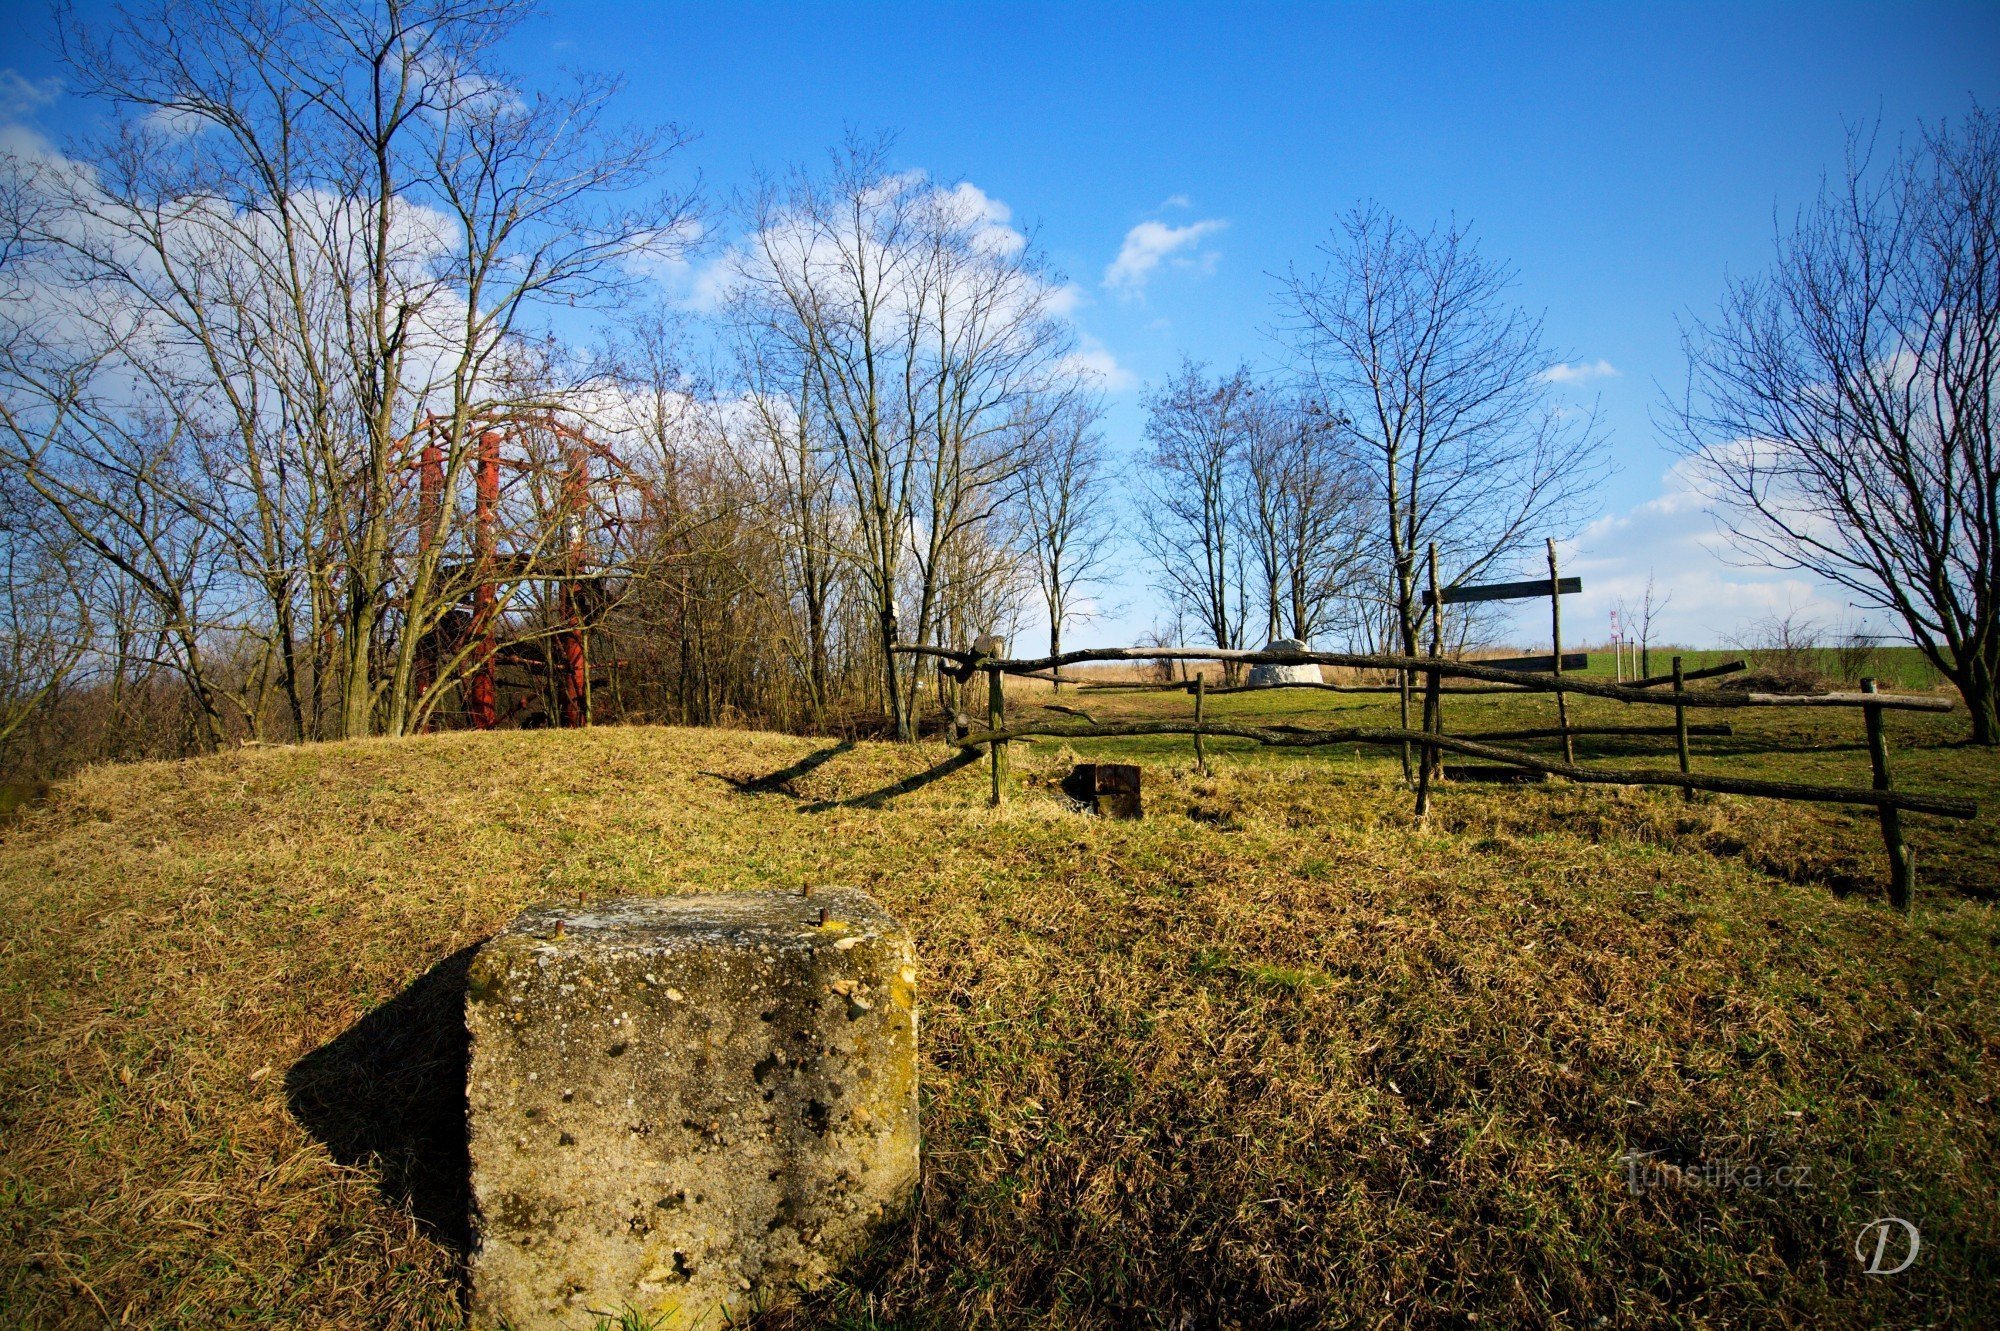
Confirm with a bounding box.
[465,888,919,1329]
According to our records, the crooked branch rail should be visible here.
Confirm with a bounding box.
[1082,680,1540,697]
[898,643,1972,909]
[1631,659,1747,689]
[905,644,1956,711]
[944,717,1975,820]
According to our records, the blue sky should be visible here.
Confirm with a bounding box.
[8,2,2000,651]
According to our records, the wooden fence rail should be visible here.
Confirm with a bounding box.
[944,717,1976,819]
[904,643,1955,711]
[893,642,1973,910]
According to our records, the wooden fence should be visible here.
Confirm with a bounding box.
[891,642,1976,911]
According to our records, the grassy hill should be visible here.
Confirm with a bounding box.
[1,692,1996,1327]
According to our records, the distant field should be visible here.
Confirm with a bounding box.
[1041,643,1949,691]
[1566,644,1949,691]
[0,703,1994,1328]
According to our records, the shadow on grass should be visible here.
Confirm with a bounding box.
[285,944,484,1258]
[805,747,984,812]
[703,740,855,796]
[704,739,982,811]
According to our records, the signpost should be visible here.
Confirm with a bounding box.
[1420,546,1585,764]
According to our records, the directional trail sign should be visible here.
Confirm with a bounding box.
[1423,576,1581,607]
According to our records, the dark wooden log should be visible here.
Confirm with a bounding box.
[1456,723,1733,741]
[949,718,1978,819]
[1444,765,1549,784]
[1416,543,1444,817]
[1862,678,1913,910]
[1193,673,1208,775]
[986,665,1005,807]
[1086,679,1530,696]
[1423,575,1581,606]
[1548,539,1575,765]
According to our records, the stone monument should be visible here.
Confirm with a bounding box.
[1246,637,1322,687]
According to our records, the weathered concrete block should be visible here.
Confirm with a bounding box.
[465,889,919,1330]
[1247,637,1322,687]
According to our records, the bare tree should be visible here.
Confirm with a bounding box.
[0,487,93,753]
[1238,393,1369,644]
[728,141,1079,738]
[731,142,925,736]
[17,0,695,743]
[1670,107,2000,743]
[1278,204,1605,761]
[1018,396,1115,685]
[730,318,846,717]
[1135,361,1256,672]
[1636,571,1670,678]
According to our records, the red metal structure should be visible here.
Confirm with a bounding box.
[556,426,591,728]
[469,427,502,729]
[403,412,645,731]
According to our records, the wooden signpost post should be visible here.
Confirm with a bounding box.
[1419,543,1586,766]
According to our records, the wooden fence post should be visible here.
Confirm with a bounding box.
[1415,544,1445,818]
[1861,677,1912,910]
[1547,538,1574,764]
[1399,555,1415,784]
[1426,544,1445,780]
[1673,655,1693,803]
[1193,672,1209,776]
[987,664,1006,808]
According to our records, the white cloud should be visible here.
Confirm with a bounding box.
[1103,217,1226,294]
[1541,358,1620,385]
[691,170,1134,403]
[1043,282,1084,318]
[1060,335,1136,392]
[1491,456,1864,650]
[142,104,214,138]
[0,70,59,122]
[1158,193,1192,210]
[619,216,705,285]
[939,180,1025,257]
[683,171,1037,313]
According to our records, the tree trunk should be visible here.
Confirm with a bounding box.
[881,608,909,741]
[1958,662,1997,746]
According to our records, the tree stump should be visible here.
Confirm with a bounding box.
[1063,762,1144,819]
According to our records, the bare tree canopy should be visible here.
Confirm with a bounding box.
[1238,393,1369,645]
[1134,361,1256,663]
[1277,204,1607,656]
[1670,107,2000,744]
[1135,361,1371,677]
[1018,394,1115,680]
[723,140,1083,739]
[1,0,696,745]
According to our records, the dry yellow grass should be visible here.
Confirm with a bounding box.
[1,719,1995,1328]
